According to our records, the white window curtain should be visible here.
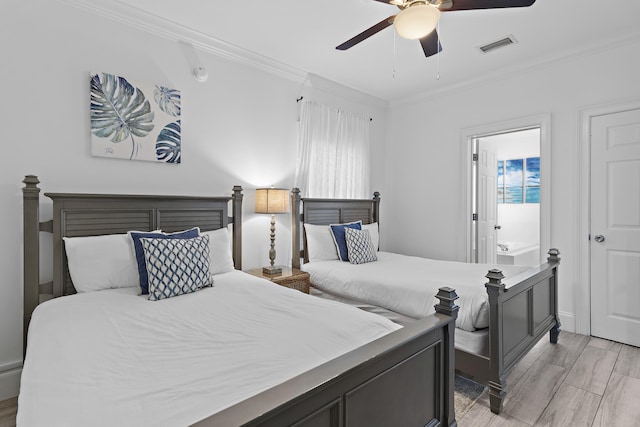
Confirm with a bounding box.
[295,100,371,198]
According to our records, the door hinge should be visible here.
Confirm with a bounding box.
[472,213,478,221]
[472,153,478,161]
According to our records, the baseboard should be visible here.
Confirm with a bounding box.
[0,360,22,401]
[558,311,576,334]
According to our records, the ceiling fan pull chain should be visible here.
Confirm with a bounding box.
[393,30,397,79]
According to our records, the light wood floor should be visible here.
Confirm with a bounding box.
[0,397,16,427]
[459,332,640,426]
[1,332,638,426]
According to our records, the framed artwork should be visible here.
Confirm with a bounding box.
[505,159,524,203]
[90,72,181,163]
[525,157,540,203]
[498,160,504,202]
[498,157,540,204]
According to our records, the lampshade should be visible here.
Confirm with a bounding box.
[255,188,289,214]
[393,4,440,40]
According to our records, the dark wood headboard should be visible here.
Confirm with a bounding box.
[22,175,243,351]
[290,187,380,269]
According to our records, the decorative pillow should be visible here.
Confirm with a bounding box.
[330,221,362,261]
[362,222,380,251]
[63,233,143,293]
[130,227,200,294]
[201,228,235,274]
[345,228,378,265]
[303,223,340,262]
[141,235,213,301]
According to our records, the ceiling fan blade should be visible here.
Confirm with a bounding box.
[336,15,395,50]
[419,30,443,57]
[445,0,535,11]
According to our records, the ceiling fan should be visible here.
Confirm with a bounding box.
[336,0,536,57]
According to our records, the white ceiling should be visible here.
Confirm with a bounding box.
[78,0,640,103]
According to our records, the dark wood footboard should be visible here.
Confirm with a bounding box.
[456,249,561,414]
[195,288,459,427]
[291,188,562,416]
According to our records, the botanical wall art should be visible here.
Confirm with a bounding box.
[90,72,182,163]
[497,157,540,204]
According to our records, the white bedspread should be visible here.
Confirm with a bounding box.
[18,271,400,427]
[302,252,530,331]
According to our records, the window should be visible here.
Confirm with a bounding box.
[294,100,370,198]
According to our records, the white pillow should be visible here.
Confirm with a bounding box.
[304,223,339,262]
[201,228,235,274]
[63,233,141,293]
[362,222,380,251]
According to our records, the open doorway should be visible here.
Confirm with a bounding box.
[473,128,541,265]
[461,114,550,266]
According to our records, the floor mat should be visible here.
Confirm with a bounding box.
[454,375,486,419]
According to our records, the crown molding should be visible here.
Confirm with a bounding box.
[305,74,388,111]
[390,29,640,108]
[59,0,308,85]
[60,0,636,110]
[59,0,389,109]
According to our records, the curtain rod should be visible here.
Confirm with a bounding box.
[296,97,372,121]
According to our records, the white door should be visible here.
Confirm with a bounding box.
[476,141,498,264]
[590,107,640,347]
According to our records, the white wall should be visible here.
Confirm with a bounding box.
[385,38,640,334]
[0,0,388,399]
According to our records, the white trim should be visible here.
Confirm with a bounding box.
[577,98,640,336]
[558,311,576,334]
[390,30,640,108]
[460,114,551,263]
[305,74,388,111]
[0,360,22,401]
[58,0,388,110]
[59,0,307,83]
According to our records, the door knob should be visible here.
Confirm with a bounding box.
[594,235,605,243]
[494,225,501,230]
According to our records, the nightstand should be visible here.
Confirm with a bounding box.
[246,267,310,294]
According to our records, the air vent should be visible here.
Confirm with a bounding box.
[478,35,517,53]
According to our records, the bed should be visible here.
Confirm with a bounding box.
[290,188,561,415]
[19,175,459,427]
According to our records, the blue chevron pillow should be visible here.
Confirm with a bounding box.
[141,235,213,301]
[130,227,200,294]
[345,228,377,265]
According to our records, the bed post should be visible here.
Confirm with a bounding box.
[434,287,459,426]
[485,268,506,415]
[23,175,41,356]
[547,248,561,343]
[232,185,243,270]
[291,188,301,270]
[372,191,380,223]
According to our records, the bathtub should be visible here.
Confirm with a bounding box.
[497,242,540,266]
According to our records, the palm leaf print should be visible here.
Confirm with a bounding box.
[154,86,181,117]
[90,73,155,160]
[156,120,181,163]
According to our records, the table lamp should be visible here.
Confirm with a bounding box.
[255,187,289,275]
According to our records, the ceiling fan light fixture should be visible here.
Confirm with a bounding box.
[393,4,440,40]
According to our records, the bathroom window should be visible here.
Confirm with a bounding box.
[498,157,540,204]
